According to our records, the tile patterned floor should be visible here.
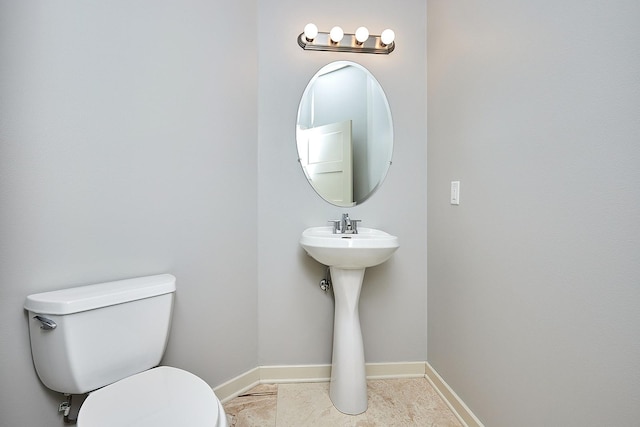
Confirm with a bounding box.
[223,378,463,427]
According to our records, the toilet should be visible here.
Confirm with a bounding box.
[24,274,228,427]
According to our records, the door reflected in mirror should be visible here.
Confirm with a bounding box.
[296,61,393,207]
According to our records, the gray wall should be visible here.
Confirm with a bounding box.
[1,0,427,425]
[427,1,640,426]
[4,0,636,426]
[257,0,427,365]
[0,1,258,426]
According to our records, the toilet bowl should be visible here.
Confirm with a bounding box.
[24,274,228,427]
[78,367,227,427]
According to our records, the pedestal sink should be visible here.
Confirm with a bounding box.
[299,226,399,415]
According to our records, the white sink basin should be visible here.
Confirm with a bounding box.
[299,225,399,415]
[300,226,399,269]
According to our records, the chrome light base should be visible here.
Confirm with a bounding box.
[298,32,395,55]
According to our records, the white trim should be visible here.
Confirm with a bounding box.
[213,367,260,403]
[214,362,425,403]
[366,361,426,379]
[260,364,331,383]
[424,362,485,427]
[213,361,483,427]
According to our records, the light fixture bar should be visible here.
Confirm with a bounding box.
[298,30,395,54]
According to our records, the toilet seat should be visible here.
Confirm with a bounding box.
[78,366,228,427]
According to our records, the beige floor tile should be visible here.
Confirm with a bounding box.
[275,379,463,427]
[223,383,278,427]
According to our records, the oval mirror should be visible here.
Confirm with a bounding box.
[296,61,393,207]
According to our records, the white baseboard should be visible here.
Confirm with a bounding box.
[214,367,260,403]
[366,361,427,379]
[424,362,485,427]
[214,361,483,427]
[259,361,427,384]
[259,364,331,383]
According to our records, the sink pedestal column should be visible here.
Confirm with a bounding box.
[329,267,367,415]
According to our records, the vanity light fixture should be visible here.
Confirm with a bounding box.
[329,26,344,43]
[298,23,395,54]
[380,29,395,47]
[355,27,369,44]
[303,23,318,41]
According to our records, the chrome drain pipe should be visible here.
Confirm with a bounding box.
[320,267,332,292]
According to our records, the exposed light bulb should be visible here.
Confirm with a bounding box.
[303,23,318,41]
[329,26,344,43]
[355,27,369,44]
[380,29,395,46]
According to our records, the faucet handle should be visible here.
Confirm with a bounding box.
[350,219,361,234]
[328,220,341,234]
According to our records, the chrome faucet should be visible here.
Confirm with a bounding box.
[329,213,361,234]
[342,213,351,231]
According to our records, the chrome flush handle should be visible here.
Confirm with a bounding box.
[34,315,57,330]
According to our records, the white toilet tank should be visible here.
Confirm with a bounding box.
[24,274,176,394]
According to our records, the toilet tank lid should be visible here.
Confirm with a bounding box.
[24,274,176,315]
